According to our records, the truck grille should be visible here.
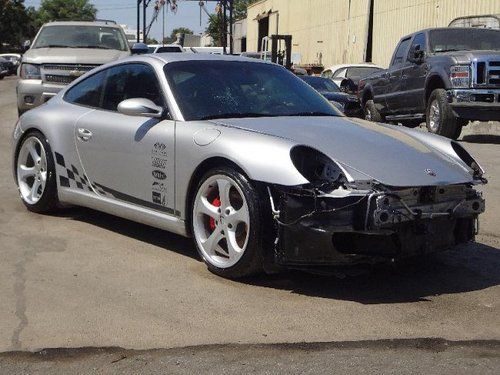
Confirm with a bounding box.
[474,60,500,86]
[41,64,99,85]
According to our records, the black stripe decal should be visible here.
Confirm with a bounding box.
[93,182,180,216]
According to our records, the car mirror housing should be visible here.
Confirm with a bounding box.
[131,42,149,54]
[22,40,31,52]
[117,98,164,118]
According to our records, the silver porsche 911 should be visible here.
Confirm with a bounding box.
[12,53,486,279]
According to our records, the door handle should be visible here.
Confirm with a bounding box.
[77,128,92,141]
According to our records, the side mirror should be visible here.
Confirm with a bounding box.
[22,40,31,52]
[117,98,164,118]
[131,42,149,55]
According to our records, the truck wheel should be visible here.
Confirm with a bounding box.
[364,100,382,122]
[426,89,460,139]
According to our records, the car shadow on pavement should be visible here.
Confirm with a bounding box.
[242,241,500,304]
[53,206,198,260]
[461,134,500,144]
[51,207,500,304]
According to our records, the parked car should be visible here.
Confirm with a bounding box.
[300,75,362,117]
[17,20,141,116]
[12,54,485,279]
[0,53,21,75]
[147,44,183,53]
[359,27,500,139]
[0,57,9,79]
[321,63,383,87]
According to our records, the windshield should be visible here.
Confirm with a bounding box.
[164,60,339,121]
[33,25,128,51]
[345,67,381,79]
[430,29,500,52]
[301,76,340,93]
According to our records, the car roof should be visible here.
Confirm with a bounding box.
[146,52,271,65]
[400,27,500,40]
[42,21,122,28]
[322,63,382,72]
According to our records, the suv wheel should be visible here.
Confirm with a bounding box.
[426,89,461,139]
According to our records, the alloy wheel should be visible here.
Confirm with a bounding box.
[17,136,48,205]
[429,99,440,132]
[193,174,250,269]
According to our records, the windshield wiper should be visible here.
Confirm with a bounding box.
[287,111,336,117]
[35,44,70,48]
[435,48,471,53]
[200,113,278,120]
[74,45,113,49]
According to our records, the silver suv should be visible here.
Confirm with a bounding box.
[17,20,131,115]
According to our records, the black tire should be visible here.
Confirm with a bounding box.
[0,74,5,80]
[364,99,382,122]
[191,166,265,279]
[18,108,27,117]
[426,88,460,139]
[15,130,59,213]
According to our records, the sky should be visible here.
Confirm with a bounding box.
[24,0,217,41]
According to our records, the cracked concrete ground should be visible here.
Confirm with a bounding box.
[0,76,499,372]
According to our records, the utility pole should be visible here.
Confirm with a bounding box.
[143,0,147,43]
[137,0,142,42]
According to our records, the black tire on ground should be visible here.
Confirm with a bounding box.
[364,99,382,122]
[426,88,461,139]
[191,166,266,279]
[0,74,4,80]
[18,108,26,117]
[15,130,59,213]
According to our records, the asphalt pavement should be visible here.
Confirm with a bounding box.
[0,76,499,373]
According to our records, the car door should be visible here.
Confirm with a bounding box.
[386,37,411,114]
[401,33,428,113]
[74,63,177,215]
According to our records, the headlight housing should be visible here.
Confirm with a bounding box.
[290,146,346,188]
[449,65,470,88]
[20,63,41,79]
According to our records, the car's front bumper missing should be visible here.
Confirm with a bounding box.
[272,184,484,267]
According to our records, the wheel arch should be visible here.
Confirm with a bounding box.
[425,74,446,104]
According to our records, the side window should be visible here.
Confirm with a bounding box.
[321,70,332,78]
[101,63,164,111]
[392,38,411,66]
[407,33,426,61]
[64,69,107,108]
[333,68,346,78]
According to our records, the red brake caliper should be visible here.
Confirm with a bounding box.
[209,197,221,231]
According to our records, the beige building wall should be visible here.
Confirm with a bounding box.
[246,0,500,69]
[247,0,371,68]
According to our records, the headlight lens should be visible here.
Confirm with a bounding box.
[450,65,470,88]
[20,63,41,79]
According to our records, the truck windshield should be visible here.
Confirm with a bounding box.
[33,25,128,51]
[430,29,500,53]
[164,60,339,121]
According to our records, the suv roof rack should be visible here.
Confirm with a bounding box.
[95,19,117,25]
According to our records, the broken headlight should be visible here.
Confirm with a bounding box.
[290,145,345,187]
[451,141,485,180]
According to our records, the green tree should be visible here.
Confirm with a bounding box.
[163,27,193,44]
[205,0,258,47]
[36,0,96,26]
[0,0,34,50]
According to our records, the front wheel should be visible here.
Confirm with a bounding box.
[191,167,264,279]
[15,131,58,213]
[426,89,461,139]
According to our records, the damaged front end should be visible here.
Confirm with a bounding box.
[269,146,486,267]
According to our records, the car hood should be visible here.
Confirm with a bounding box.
[22,48,130,65]
[209,116,474,187]
[431,50,500,64]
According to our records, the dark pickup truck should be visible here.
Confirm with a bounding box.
[359,27,500,139]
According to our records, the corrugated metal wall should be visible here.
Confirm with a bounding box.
[247,0,370,68]
[246,0,500,69]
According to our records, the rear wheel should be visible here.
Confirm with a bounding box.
[191,167,264,279]
[364,100,382,122]
[426,89,461,139]
[15,131,58,213]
